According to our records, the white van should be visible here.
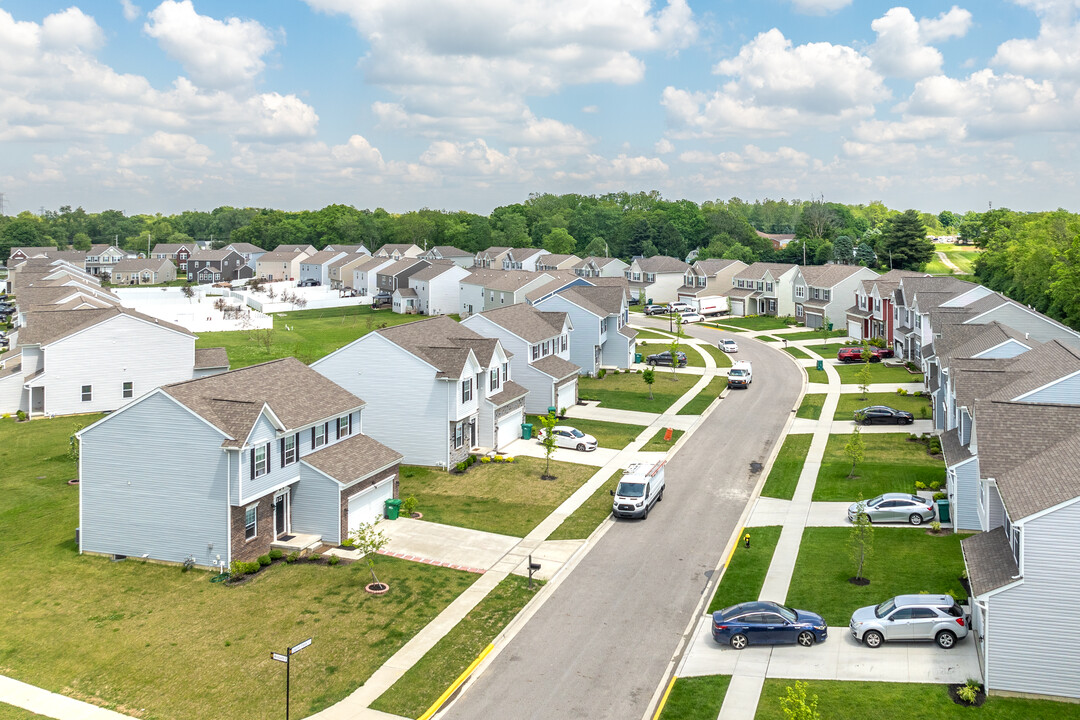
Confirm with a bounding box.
[728,360,752,389]
[611,461,666,519]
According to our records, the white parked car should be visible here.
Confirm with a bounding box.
[668,302,691,313]
[720,338,738,353]
[679,311,705,323]
[537,425,598,452]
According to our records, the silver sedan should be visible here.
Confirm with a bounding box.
[847,493,935,525]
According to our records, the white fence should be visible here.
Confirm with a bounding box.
[114,286,273,332]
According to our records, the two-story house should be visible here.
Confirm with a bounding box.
[255,250,310,282]
[76,357,401,569]
[313,316,526,465]
[459,270,557,315]
[376,258,429,297]
[184,249,253,283]
[223,243,266,270]
[110,259,177,286]
[0,306,228,417]
[624,256,690,304]
[504,248,545,271]
[7,246,58,263]
[298,250,348,286]
[85,245,130,277]
[150,243,193,266]
[374,243,424,260]
[792,264,878,330]
[407,262,471,316]
[890,275,983,361]
[327,254,372,290]
[474,246,511,269]
[573,256,629,279]
[534,285,636,374]
[273,244,318,255]
[727,262,799,317]
[844,269,924,341]
[676,259,747,315]
[350,256,396,296]
[462,304,580,414]
[323,244,371,256]
[422,246,475,268]
[535,254,580,272]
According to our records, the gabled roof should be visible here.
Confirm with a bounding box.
[987,340,1080,401]
[257,250,305,263]
[938,321,1034,366]
[187,249,242,263]
[300,250,346,266]
[193,347,230,370]
[634,255,689,273]
[427,245,473,258]
[410,262,464,282]
[961,527,1019,596]
[733,261,797,280]
[486,380,528,406]
[471,304,569,343]
[15,285,121,313]
[18,307,194,346]
[798,264,869,288]
[574,256,626,270]
[394,287,418,298]
[536,253,578,267]
[465,269,548,292]
[302,432,403,483]
[150,243,191,254]
[553,285,627,316]
[939,427,972,467]
[532,354,579,379]
[477,246,511,259]
[510,248,544,260]
[328,254,370,271]
[225,243,263,254]
[324,244,368,254]
[375,315,496,378]
[377,243,422,254]
[88,244,125,255]
[377,258,426,277]
[10,246,58,257]
[859,268,924,294]
[274,244,317,253]
[111,258,175,273]
[975,399,1080,519]
[523,271,580,302]
[693,258,743,276]
[164,357,362,444]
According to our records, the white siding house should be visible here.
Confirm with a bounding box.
[535,285,636,374]
[624,256,689,304]
[409,263,471,315]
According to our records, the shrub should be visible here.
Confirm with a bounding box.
[494,455,504,462]
[286,551,299,563]
[927,438,942,455]
[933,491,946,501]
[914,481,927,490]
[504,456,515,463]
[480,456,492,463]
[454,461,467,472]
[868,336,886,347]
[957,680,981,704]
[327,555,340,566]
[895,388,908,396]
[230,560,261,576]
[341,537,356,549]
[16,410,26,421]
[931,520,942,532]
[1,413,9,419]
[268,548,283,560]
[308,553,321,562]
[905,361,919,372]
[400,495,418,516]
[257,554,272,567]
[919,407,930,419]
[597,369,607,379]
[929,480,943,490]
[466,455,477,467]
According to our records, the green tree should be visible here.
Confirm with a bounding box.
[780,680,821,720]
[845,426,865,479]
[539,410,559,479]
[796,197,840,239]
[848,492,874,580]
[832,235,854,264]
[350,520,391,590]
[667,315,684,379]
[877,209,933,270]
[542,227,576,255]
[641,239,659,258]
[581,236,608,257]
[72,232,92,251]
[642,367,655,400]
[813,240,833,265]
[855,241,876,267]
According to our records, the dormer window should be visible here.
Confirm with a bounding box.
[461,378,473,403]
[490,368,500,391]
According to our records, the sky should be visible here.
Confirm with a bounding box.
[0,0,1076,217]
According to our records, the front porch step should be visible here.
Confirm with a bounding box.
[271,532,322,554]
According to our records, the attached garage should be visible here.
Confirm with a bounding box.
[556,379,577,413]
[730,299,745,317]
[494,406,524,450]
[347,477,395,530]
[847,320,863,341]
[805,312,824,329]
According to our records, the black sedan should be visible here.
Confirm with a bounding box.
[645,350,687,367]
[854,405,914,425]
[712,601,828,649]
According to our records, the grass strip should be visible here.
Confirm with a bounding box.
[813,433,945,501]
[526,415,645,450]
[832,392,932,421]
[578,372,698,413]
[659,675,732,720]
[806,367,828,384]
[676,377,727,415]
[783,346,811,359]
[640,427,685,451]
[834,363,924,385]
[708,526,783,613]
[796,394,825,420]
[760,435,813,500]
[547,469,624,540]
[371,576,540,719]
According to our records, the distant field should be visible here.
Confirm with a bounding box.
[930,243,980,275]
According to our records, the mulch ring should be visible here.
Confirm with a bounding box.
[947,684,986,707]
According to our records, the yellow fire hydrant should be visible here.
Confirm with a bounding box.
[744,532,751,549]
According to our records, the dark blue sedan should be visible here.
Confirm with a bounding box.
[712,601,828,649]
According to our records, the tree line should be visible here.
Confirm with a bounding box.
[1,193,950,272]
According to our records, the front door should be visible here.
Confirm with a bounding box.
[274,492,290,538]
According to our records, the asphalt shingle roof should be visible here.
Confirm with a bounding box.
[472,304,569,343]
[798,264,867,288]
[302,432,403,483]
[532,354,579,379]
[733,262,797,280]
[18,306,193,346]
[555,285,627,316]
[193,347,230,370]
[487,380,528,406]
[635,255,689,274]
[376,315,498,378]
[962,527,1019,596]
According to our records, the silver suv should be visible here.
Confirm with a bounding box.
[849,594,968,649]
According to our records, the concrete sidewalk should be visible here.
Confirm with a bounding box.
[0,676,135,720]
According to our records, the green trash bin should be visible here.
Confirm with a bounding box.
[936,499,950,523]
[634,352,643,363]
[816,359,824,371]
[521,423,533,440]
[548,406,558,417]
[384,498,402,520]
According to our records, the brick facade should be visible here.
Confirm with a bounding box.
[230,491,278,563]
[448,416,476,467]
[494,397,526,422]
[339,464,400,542]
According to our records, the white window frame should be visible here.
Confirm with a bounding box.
[502,362,509,382]
[244,504,258,540]
[313,423,327,448]
[253,444,269,477]
[81,385,92,402]
[454,421,464,449]
[282,434,297,465]
[122,381,133,399]
[462,378,473,403]
[338,415,351,438]
[490,368,500,391]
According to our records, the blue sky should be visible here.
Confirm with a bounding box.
[0,0,1075,216]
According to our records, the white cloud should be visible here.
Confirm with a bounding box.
[920,6,973,42]
[789,0,852,15]
[868,7,970,79]
[41,7,105,50]
[144,1,276,89]
[120,0,141,22]
[120,131,213,167]
[664,29,887,137]
[992,0,1080,78]
[654,138,674,153]
[582,105,599,113]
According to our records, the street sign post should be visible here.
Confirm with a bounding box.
[271,638,312,720]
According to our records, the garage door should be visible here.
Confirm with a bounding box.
[347,478,394,531]
[556,380,577,413]
[805,312,823,329]
[847,320,863,340]
[495,407,523,450]
[730,299,744,317]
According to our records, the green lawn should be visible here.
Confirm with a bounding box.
[0,702,49,719]
[638,342,706,368]
[398,458,596,537]
[676,376,727,416]
[579,371,698,413]
[799,342,853,357]
[0,416,479,720]
[785,528,966,625]
[756,680,1080,720]
[526,415,645,450]
[659,675,732,720]
[796,394,825,420]
[694,342,734,368]
[760,435,813,500]
[935,243,981,274]
[548,469,624,540]
[711,316,794,331]
[708,526,782,613]
[778,329,849,341]
[835,363,924,385]
[806,367,828,383]
[783,346,811,359]
[814,433,945,501]
[371,575,539,719]
[705,323,746,332]
[833,392,932,421]
[196,306,426,368]
[641,427,685,451]
[925,257,952,274]
[757,335,783,342]
[633,329,675,340]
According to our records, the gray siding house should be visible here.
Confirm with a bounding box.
[535,285,636,375]
[77,358,402,570]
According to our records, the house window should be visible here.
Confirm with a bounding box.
[795,286,805,299]
[490,368,500,391]
[757,281,764,290]
[875,299,881,311]
[462,378,473,403]
[532,345,540,360]
[253,444,269,477]
[122,382,133,399]
[312,423,328,448]
[245,505,258,540]
[823,289,831,301]
[737,279,744,289]
[766,282,773,292]
[698,277,707,287]
[81,385,92,402]
[796,305,804,317]
[281,434,297,466]
[454,422,464,449]
[337,414,352,439]
[502,362,509,382]
[633,272,641,281]
[561,335,567,352]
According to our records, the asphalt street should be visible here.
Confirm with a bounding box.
[443,320,804,720]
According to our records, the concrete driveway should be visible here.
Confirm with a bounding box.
[680,615,981,683]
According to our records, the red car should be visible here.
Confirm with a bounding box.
[837,346,894,363]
